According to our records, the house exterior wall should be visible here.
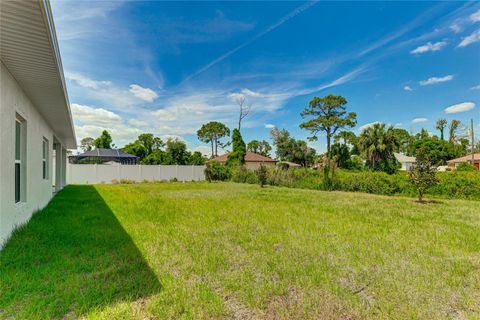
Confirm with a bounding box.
[0,62,65,247]
[399,161,414,171]
[244,161,277,170]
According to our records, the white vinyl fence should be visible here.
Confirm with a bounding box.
[67,163,206,184]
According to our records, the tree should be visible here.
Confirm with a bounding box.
[436,119,447,141]
[412,135,465,165]
[270,128,316,166]
[165,138,189,165]
[226,128,246,166]
[330,143,350,168]
[232,94,251,131]
[93,130,113,149]
[391,128,413,154]
[449,120,461,144]
[408,148,439,203]
[80,137,94,152]
[247,140,272,157]
[360,123,399,173]
[187,151,207,165]
[300,94,356,158]
[137,133,164,155]
[270,128,292,160]
[122,141,148,160]
[197,121,230,157]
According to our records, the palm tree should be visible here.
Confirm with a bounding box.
[449,119,461,144]
[360,123,399,170]
[334,131,356,145]
[436,118,447,140]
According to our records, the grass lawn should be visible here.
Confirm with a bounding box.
[1,182,479,319]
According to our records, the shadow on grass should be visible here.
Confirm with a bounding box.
[0,185,161,319]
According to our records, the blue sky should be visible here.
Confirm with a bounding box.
[51,1,480,155]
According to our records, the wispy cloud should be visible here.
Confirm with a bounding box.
[412,118,428,123]
[458,29,480,48]
[404,85,413,91]
[65,72,111,89]
[470,9,480,22]
[471,84,480,90]
[419,75,453,86]
[181,0,319,83]
[410,41,447,54]
[265,124,275,129]
[445,102,475,113]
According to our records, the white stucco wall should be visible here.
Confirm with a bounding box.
[0,62,64,247]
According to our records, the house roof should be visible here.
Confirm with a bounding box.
[447,153,480,163]
[210,152,277,163]
[0,0,76,148]
[73,148,139,159]
[394,153,416,163]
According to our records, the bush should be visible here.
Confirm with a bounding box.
[256,164,268,187]
[204,161,231,182]
[231,166,480,200]
[456,162,477,171]
[231,166,258,184]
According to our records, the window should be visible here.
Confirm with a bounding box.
[42,138,49,179]
[15,116,26,203]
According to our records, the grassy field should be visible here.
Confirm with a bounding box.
[1,182,479,319]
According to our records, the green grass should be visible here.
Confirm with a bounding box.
[1,182,479,319]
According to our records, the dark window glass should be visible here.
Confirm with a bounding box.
[15,163,20,203]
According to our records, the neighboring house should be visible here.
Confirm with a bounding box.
[210,152,277,170]
[69,149,139,165]
[0,1,76,246]
[447,153,480,170]
[394,153,416,171]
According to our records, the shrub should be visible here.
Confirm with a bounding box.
[456,162,477,171]
[231,166,480,200]
[231,166,258,184]
[204,161,231,182]
[256,164,268,187]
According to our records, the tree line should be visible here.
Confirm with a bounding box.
[79,93,475,171]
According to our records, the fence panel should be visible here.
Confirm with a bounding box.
[67,164,206,184]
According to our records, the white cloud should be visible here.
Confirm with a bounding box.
[265,124,275,129]
[470,9,480,22]
[74,123,142,146]
[419,75,453,86]
[65,72,111,89]
[71,103,121,125]
[410,41,447,54]
[403,85,413,91]
[129,84,159,102]
[412,118,428,123]
[471,84,480,90]
[359,121,383,132]
[192,145,213,156]
[458,29,480,48]
[128,119,149,127]
[445,102,476,114]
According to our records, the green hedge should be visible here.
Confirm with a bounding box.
[231,167,480,200]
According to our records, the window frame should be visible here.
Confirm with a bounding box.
[15,116,26,204]
[42,138,49,180]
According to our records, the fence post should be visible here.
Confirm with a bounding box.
[94,164,98,184]
[139,165,142,182]
[157,165,161,181]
